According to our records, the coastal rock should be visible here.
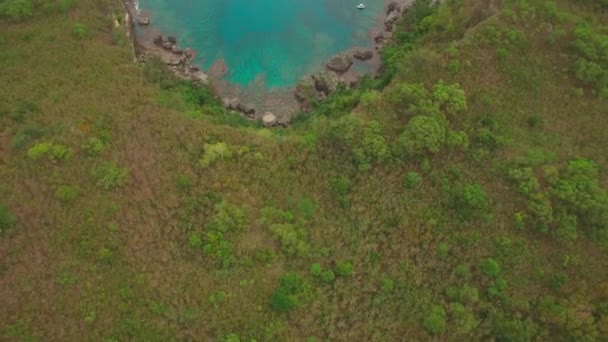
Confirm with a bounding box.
[222,98,231,108]
[295,75,317,103]
[239,103,255,116]
[167,36,177,45]
[387,1,401,14]
[228,98,241,111]
[327,53,353,73]
[314,71,339,95]
[171,46,183,54]
[263,112,278,127]
[138,16,150,26]
[153,35,163,47]
[353,49,374,61]
[191,71,209,85]
[167,57,182,66]
[385,10,400,31]
[188,65,200,72]
[374,32,386,44]
[184,48,195,59]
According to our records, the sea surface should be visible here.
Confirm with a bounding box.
[137,0,388,88]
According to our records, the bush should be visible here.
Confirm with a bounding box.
[82,137,105,157]
[200,142,232,168]
[454,183,490,220]
[269,223,309,257]
[72,23,87,39]
[55,185,78,204]
[310,263,336,284]
[424,305,447,335]
[480,258,501,278]
[432,81,467,116]
[27,142,72,161]
[10,125,46,150]
[199,202,246,268]
[328,117,388,171]
[572,24,608,96]
[397,116,446,157]
[336,261,354,277]
[0,204,16,234]
[403,172,422,190]
[91,162,128,190]
[270,272,309,313]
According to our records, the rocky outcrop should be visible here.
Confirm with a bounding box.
[222,97,255,117]
[327,53,353,73]
[353,49,374,61]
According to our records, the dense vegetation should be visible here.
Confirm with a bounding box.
[1,0,608,340]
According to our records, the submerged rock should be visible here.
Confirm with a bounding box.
[327,53,353,73]
[353,49,374,61]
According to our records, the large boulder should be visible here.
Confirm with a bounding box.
[314,71,339,95]
[374,32,386,43]
[153,35,163,47]
[353,49,374,61]
[263,112,278,127]
[167,36,177,45]
[326,53,353,73]
[295,75,317,103]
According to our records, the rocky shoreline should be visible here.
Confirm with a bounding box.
[123,0,413,127]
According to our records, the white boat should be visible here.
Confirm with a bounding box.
[357,4,366,9]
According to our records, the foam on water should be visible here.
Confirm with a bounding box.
[138,0,386,89]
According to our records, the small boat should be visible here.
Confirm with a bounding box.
[357,4,366,9]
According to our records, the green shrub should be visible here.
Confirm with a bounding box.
[82,137,105,157]
[403,172,422,190]
[397,116,447,157]
[55,185,78,204]
[336,261,354,277]
[199,202,246,268]
[432,81,467,116]
[298,197,315,220]
[10,125,46,150]
[455,264,470,278]
[572,24,608,95]
[91,162,128,190]
[200,142,232,168]
[328,117,388,171]
[72,23,87,39]
[0,204,17,234]
[424,305,447,335]
[480,258,501,278]
[454,183,490,220]
[269,223,309,257]
[270,272,309,313]
[176,174,192,190]
[27,142,72,161]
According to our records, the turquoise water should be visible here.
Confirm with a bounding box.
[138,0,386,88]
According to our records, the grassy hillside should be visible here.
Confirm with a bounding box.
[1,0,608,340]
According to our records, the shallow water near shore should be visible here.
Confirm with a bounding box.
[137,0,391,116]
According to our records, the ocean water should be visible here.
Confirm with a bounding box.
[137,0,387,89]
